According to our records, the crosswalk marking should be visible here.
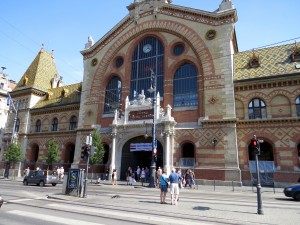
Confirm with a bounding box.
[7,210,104,225]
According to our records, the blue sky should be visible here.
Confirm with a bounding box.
[0,0,299,85]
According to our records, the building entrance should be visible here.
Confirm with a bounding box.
[120,136,163,180]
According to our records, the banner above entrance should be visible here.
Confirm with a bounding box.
[130,143,152,152]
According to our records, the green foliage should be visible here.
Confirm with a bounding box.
[5,142,23,163]
[89,129,105,165]
[41,137,59,169]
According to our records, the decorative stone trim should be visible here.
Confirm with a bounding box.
[205,30,217,40]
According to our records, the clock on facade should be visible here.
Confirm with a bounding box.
[143,44,152,53]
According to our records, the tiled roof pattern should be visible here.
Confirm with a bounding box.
[234,43,300,81]
[16,50,58,91]
[33,83,81,109]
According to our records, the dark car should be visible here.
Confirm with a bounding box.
[283,184,300,201]
[23,170,58,186]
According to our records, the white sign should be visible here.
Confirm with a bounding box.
[130,143,152,152]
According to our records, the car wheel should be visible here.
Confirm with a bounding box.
[39,180,45,187]
[294,192,300,201]
[52,183,57,186]
[23,180,28,186]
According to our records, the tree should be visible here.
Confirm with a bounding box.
[42,137,59,170]
[5,142,24,179]
[89,129,105,182]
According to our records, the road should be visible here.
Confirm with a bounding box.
[1,179,300,225]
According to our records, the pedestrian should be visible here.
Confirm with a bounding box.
[56,167,61,179]
[112,169,117,185]
[145,167,149,182]
[26,167,30,176]
[140,167,146,186]
[131,169,136,184]
[126,166,132,185]
[189,169,196,189]
[105,168,109,181]
[156,167,162,188]
[160,169,169,204]
[177,169,183,189]
[169,168,182,205]
[136,166,141,181]
[60,167,64,180]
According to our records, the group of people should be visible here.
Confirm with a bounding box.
[159,168,196,205]
[126,166,150,186]
[56,166,65,181]
[157,168,195,189]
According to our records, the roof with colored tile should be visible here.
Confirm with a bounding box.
[15,49,59,91]
[234,43,300,81]
[33,83,81,109]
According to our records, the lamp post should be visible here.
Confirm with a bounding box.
[148,69,157,188]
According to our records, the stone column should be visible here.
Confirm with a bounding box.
[164,132,171,175]
[109,132,117,180]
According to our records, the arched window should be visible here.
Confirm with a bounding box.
[296,96,300,117]
[248,98,266,119]
[104,76,122,114]
[180,142,195,167]
[69,116,77,130]
[15,118,20,132]
[297,143,300,159]
[51,117,58,131]
[173,63,198,107]
[35,120,41,133]
[103,144,110,164]
[130,36,164,100]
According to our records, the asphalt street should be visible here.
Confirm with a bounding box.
[1,178,300,225]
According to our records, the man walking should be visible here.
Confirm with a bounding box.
[168,168,182,205]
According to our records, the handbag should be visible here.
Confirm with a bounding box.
[161,176,169,188]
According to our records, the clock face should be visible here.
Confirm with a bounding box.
[143,44,152,53]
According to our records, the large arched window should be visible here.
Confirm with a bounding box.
[35,120,41,133]
[51,117,58,131]
[15,118,20,132]
[180,142,195,167]
[173,63,198,107]
[69,116,77,130]
[104,76,122,114]
[248,98,266,119]
[296,96,300,117]
[130,36,164,100]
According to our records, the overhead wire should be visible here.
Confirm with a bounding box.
[0,16,82,84]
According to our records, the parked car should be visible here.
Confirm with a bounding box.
[283,184,300,201]
[23,170,58,186]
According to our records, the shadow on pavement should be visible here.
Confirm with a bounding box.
[193,206,210,211]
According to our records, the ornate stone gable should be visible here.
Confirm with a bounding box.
[81,2,237,60]
[85,19,214,106]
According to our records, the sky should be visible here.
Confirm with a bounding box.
[0,0,299,85]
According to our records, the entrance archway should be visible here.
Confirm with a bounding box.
[120,136,163,180]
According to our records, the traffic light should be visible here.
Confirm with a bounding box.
[81,145,86,159]
[251,137,260,155]
[85,146,91,156]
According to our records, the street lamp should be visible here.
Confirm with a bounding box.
[148,69,157,188]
